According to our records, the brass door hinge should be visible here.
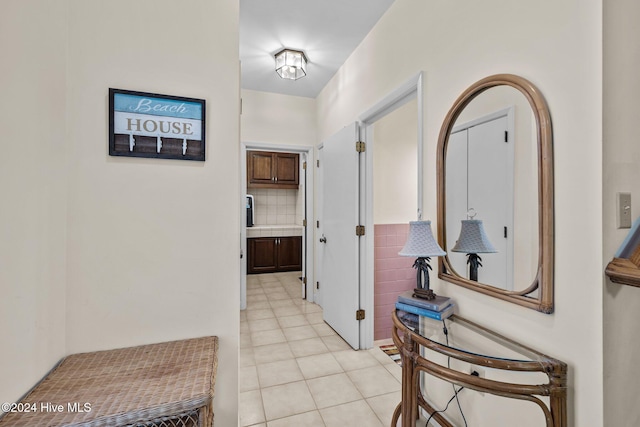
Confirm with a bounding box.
[303,219,307,227]
[317,159,320,167]
[356,225,365,236]
[356,309,365,320]
[356,141,366,153]
[303,161,307,169]
[303,277,307,284]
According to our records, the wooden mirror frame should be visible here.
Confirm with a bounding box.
[436,74,554,313]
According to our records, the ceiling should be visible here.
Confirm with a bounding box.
[240,0,395,99]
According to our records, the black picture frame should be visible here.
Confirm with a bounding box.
[109,88,206,161]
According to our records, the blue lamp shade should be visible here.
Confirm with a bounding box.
[399,220,446,257]
[451,219,497,254]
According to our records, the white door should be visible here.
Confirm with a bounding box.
[468,116,511,288]
[446,129,470,277]
[320,123,361,350]
[446,113,513,289]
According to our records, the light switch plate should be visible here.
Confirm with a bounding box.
[617,192,632,229]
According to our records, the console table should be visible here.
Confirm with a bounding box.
[391,311,566,426]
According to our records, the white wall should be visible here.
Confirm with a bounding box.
[0,2,240,425]
[373,98,418,224]
[64,2,239,425]
[241,89,316,146]
[603,0,640,424]
[317,0,602,425]
[0,0,68,408]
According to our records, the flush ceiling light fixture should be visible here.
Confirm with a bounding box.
[275,49,307,80]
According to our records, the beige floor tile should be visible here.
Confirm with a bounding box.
[267,292,291,301]
[366,391,402,426]
[257,359,304,388]
[240,348,256,367]
[266,410,325,427]
[273,305,303,317]
[369,346,396,365]
[240,390,266,426]
[277,314,309,329]
[241,322,250,335]
[299,302,323,313]
[247,294,269,303]
[241,334,253,349]
[248,318,281,332]
[305,312,325,324]
[247,308,276,321]
[240,365,260,392]
[383,361,403,382]
[262,282,288,297]
[283,325,318,342]
[251,329,287,347]
[253,342,294,364]
[347,365,401,398]
[321,335,351,351]
[307,373,363,409]
[261,381,317,421]
[240,310,248,322]
[246,300,272,310]
[319,400,384,427]
[258,274,280,283]
[269,299,296,308]
[332,349,381,372]
[246,287,265,296]
[311,322,337,337]
[288,337,329,358]
[296,353,343,379]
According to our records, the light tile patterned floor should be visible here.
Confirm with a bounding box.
[240,271,402,427]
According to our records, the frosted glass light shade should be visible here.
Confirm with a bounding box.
[275,49,307,80]
[451,219,497,254]
[399,220,446,257]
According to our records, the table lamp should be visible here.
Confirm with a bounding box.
[451,212,496,282]
[399,220,446,300]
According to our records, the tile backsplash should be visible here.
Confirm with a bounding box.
[374,223,415,341]
[249,188,304,226]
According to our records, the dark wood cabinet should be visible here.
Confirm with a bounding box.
[247,151,299,189]
[247,236,302,274]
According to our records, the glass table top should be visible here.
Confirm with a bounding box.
[395,309,549,363]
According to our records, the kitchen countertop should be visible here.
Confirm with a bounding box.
[247,224,304,238]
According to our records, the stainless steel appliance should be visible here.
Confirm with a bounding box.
[246,195,254,227]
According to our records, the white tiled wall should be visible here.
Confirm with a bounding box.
[250,188,303,226]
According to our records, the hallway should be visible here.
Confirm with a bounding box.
[240,271,402,426]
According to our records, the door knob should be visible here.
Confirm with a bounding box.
[319,235,327,243]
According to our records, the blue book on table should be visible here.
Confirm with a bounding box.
[397,290,452,312]
[395,301,455,321]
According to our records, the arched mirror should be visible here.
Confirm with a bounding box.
[436,74,554,313]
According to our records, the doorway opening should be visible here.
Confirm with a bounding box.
[315,72,424,349]
[240,142,315,310]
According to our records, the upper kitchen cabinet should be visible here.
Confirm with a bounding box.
[247,151,299,189]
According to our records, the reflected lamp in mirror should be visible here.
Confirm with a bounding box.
[452,217,497,282]
[399,220,446,300]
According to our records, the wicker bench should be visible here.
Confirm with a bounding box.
[0,336,218,427]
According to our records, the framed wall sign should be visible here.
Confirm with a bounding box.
[109,88,206,161]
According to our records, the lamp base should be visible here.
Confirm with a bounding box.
[413,287,436,301]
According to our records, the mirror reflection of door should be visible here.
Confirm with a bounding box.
[447,110,514,290]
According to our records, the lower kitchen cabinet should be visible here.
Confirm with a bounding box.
[247,236,302,274]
